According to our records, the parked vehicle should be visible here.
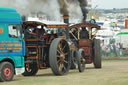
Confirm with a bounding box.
[0,7,25,81]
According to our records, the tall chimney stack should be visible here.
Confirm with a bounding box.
[63,15,70,39]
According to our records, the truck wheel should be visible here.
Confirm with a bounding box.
[22,63,38,76]
[0,62,14,82]
[49,38,71,75]
[77,49,86,72]
[93,39,102,68]
[70,50,76,69]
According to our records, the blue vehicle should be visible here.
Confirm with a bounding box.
[0,7,25,81]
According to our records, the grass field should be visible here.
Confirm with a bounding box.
[1,60,128,85]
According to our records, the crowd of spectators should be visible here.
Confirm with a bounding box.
[101,41,128,57]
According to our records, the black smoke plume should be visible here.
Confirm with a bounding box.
[77,0,88,20]
[58,0,69,16]
[0,0,88,21]
[59,0,88,20]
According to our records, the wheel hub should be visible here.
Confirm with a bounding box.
[60,54,65,61]
[3,67,12,78]
[81,58,86,64]
[6,70,9,74]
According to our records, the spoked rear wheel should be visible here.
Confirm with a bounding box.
[77,49,86,72]
[49,38,71,75]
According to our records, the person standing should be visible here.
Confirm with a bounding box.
[101,42,106,57]
[116,43,120,57]
[109,44,113,57]
[112,43,117,57]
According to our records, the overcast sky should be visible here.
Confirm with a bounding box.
[92,0,128,9]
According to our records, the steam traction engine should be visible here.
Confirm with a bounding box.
[22,20,71,76]
[69,21,102,72]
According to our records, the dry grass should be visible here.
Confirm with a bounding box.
[1,60,128,85]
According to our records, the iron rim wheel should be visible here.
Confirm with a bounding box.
[93,39,102,68]
[22,63,38,76]
[77,49,86,72]
[0,62,14,82]
[49,38,71,75]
